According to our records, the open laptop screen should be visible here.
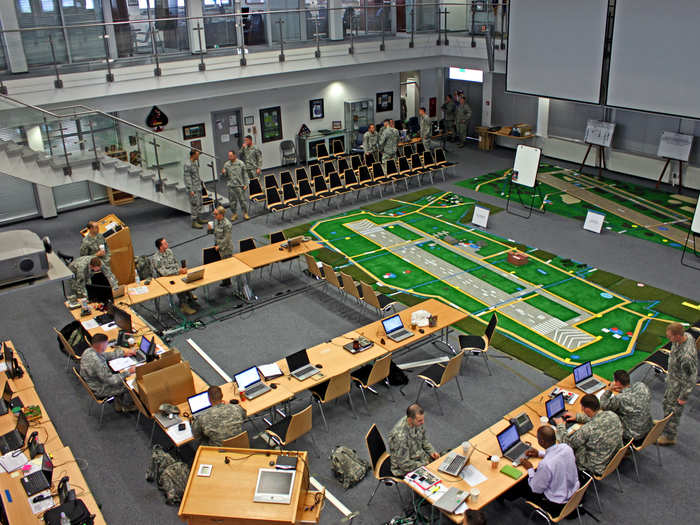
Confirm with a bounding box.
[496,424,520,454]
[187,392,211,415]
[573,362,593,384]
[546,394,565,419]
[234,367,261,390]
[381,315,404,335]
[286,349,310,372]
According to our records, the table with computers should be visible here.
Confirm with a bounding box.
[404,360,608,521]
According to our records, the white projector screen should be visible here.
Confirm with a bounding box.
[506,0,608,103]
[607,0,700,118]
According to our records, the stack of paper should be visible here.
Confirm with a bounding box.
[258,363,283,380]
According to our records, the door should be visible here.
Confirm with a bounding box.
[448,77,483,138]
[210,108,243,173]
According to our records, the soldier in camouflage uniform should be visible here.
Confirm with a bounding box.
[153,237,198,316]
[80,221,117,285]
[68,256,117,298]
[419,107,433,150]
[208,206,234,288]
[456,94,472,148]
[600,369,653,444]
[239,135,263,182]
[220,150,249,220]
[379,120,400,167]
[146,444,190,505]
[443,94,456,141]
[79,333,135,412]
[184,149,205,229]
[191,386,246,447]
[658,323,698,445]
[388,403,439,477]
[554,393,623,476]
[362,124,379,161]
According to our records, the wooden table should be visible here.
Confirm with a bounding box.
[0,388,51,432]
[358,299,467,354]
[121,279,170,305]
[475,125,535,152]
[155,257,252,296]
[179,447,320,525]
[234,240,323,269]
[3,341,35,393]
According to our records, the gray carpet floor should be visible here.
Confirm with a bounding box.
[0,143,698,525]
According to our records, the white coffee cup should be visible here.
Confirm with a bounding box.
[208,221,213,229]
[128,337,135,346]
[540,416,549,425]
[461,441,471,455]
[470,488,480,503]
[99,244,105,250]
[490,456,500,469]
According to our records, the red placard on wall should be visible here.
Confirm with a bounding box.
[429,97,437,117]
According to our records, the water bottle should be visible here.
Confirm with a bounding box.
[60,512,70,525]
[135,270,140,285]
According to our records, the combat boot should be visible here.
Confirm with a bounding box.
[191,220,203,229]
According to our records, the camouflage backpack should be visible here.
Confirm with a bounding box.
[134,255,156,280]
[146,445,190,505]
[330,445,369,489]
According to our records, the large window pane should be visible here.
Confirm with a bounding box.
[203,0,237,49]
[15,0,68,66]
[62,0,106,62]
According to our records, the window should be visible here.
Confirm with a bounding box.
[62,0,74,6]
[41,0,55,12]
[17,0,32,13]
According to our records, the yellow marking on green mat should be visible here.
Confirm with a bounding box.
[682,302,700,310]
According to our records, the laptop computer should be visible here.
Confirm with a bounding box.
[187,391,212,416]
[0,411,29,454]
[546,394,576,429]
[135,336,156,364]
[285,349,321,381]
[438,452,467,477]
[21,452,53,497]
[181,268,205,284]
[497,423,530,462]
[434,486,469,514]
[381,314,414,343]
[0,379,22,416]
[234,366,271,400]
[573,361,605,394]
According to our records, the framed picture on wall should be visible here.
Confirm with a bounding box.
[376,91,393,112]
[244,115,254,126]
[309,99,324,120]
[183,123,206,140]
[260,106,283,143]
[190,140,202,151]
[332,121,342,130]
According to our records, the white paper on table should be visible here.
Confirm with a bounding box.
[460,464,487,487]
[100,322,117,331]
[29,490,54,515]
[82,319,99,330]
[0,363,7,373]
[0,451,28,472]
[454,501,469,514]
[128,286,149,295]
[257,363,283,379]
[108,357,137,372]
[167,420,192,443]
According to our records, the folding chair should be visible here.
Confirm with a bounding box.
[309,371,357,431]
[415,142,426,155]
[329,172,350,205]
[582,439,634,512]
[415,351,465,415]
[312,175,333,205]
[337,157,350,175]
[458,314,499,376]
[239,238,257,252]
[370,162,391,197]
[435,147,456,167]
[364,151,376,166]
[357,165,380,198]
[410,153,430,184]
[321,263,344,297]
[295,167,309,186]
[360,282,397,317]
[280,170,294,187]
[53,327,81,369]
[339,271,363,306]
[399,156,420,187]
[423,150,445,182]
[309,162,323,180]
[351,355,395,411]
[304,253,326,283]
[526,477,592,525]
[270,231,286,244]
[73,366,115,428]
[316,142,330,160]
[365,424,404,505]
[298,179,321,210]
[343,169,361,197]
[629,412,673,481]
[248,178,266,213]
[264,174,279,190]
[221,430,250,448]
[265,404,319,456]
[323,160,337,180]
[385,158,408,192]
[281,183,302,211]
[350,154,362,172]
[331,139,345,157]
[265,186,286,221]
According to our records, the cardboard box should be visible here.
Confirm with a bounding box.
[135,349,181,380]
[137,361,195,414]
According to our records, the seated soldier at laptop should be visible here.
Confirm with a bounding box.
[191,386,246,447]
[79,333,136,413]
[153,237,198,316]
[600,370,653,445]
[388,403,439,477]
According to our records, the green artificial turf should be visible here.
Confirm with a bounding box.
[287,191,697,381]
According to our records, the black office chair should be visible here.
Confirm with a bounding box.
[458,314,499,376]
[239,238,257,252]
[365,424,404,505]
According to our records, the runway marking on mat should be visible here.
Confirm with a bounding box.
[187,341,355,518]
[681,302,700,311]
[186,339,232,383]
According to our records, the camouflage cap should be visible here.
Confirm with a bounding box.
[159,403,180,415]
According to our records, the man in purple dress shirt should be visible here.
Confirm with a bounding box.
[508,426,580,517]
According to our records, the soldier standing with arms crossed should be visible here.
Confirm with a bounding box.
[184,149,205,229]
[239,135,262,183]
[379,119,399,169]
[456,93,472,148]
[419,107,433,150]
[362,124,379,161]
[220,151,249,221]
[208,206,234,288]
[657,323,697,446]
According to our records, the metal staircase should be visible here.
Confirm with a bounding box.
[0,94,223,214]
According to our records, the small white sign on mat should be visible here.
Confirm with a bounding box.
[583,210,606,234]
[472,205,490,228]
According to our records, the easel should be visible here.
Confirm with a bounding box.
[579,142,606,178]
[680,228,699,269]
[655,157,684,193]
[505,169,545,219]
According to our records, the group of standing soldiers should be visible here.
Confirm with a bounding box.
[442,91,472,148]
[184,135,263,229]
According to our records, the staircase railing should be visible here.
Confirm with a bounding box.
[0,93,220,200]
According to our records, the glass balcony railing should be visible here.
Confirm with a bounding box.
[0,1,507,87]
[0,93,218,191]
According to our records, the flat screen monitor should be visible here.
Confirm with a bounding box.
[86,284,113,305]
[112,306,132,332]
[253,468,296,504]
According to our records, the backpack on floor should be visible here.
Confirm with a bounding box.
[330,445,369,489]
[43,499,95,525]
[146,444,190,505]
[387,360,408,386]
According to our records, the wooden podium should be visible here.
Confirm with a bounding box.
[80,213,135,284]
[179,447,323,525]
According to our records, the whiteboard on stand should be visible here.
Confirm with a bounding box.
[692,198,700,235]
[512,145,541,188]
[657,131,693,162]
[584,120,615,147]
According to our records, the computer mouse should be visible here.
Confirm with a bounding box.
[270,383,277,389]
[183,412,190,418]
[230,399,239,404]
[169,280,175,285]
[315,364,323,369]
[419,328,425,334]
[380,338,386,345]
